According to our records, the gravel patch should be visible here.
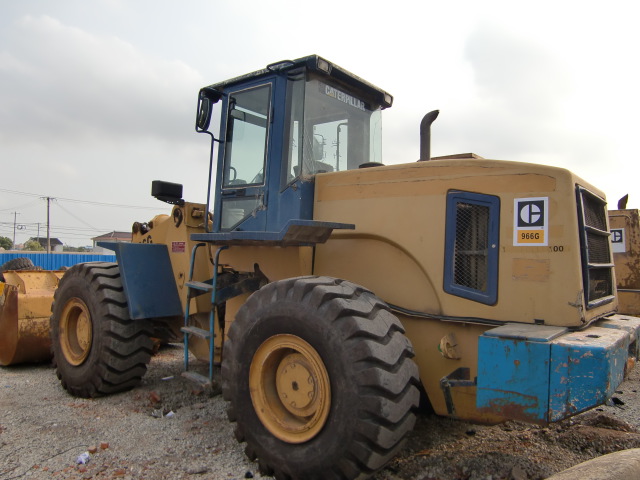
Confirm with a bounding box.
[2,344,640,480]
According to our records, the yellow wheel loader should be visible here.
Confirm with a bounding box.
[41,56,640,479]
[609,195,640,315]
[0,258,62,366]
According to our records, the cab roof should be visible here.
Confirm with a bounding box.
[201,55,393,110]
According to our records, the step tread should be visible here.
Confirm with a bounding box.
[181,326,212,339]
[186,280,214,292]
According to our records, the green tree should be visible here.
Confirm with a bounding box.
[23,239,45,251]
[0,236,12,250]
[63,245,89,252]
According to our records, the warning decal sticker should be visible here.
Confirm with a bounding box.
[514,197,548,246]
[172,241,186,253]
[611,228,626,253]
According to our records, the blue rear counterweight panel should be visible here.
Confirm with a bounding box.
[477,336,552,423]
[477,321,634,424]
[548,327,628,421]
[98,242,183,320]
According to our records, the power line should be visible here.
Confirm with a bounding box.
[0,188,157,246]
[0,222,104,233]
[55,201,100,231]
[0,199,42,213]
[0,188,159,210]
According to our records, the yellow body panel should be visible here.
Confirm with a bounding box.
[313,159,613,326]
[609,209,640,314]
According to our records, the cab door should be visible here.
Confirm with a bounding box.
[215,81,274,231]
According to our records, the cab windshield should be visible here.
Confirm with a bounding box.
[284,75,382,183]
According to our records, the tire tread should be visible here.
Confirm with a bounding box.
[223,275,419,480]
[50,262,154,398]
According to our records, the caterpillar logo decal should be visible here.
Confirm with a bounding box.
[514,197,548,246]
[611,228,626,253]
[320,83,367,111]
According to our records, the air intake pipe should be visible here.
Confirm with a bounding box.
[419,110,440,161]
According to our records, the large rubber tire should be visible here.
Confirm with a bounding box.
[0,257,39,282]
[50,262,154,398]
[222,276,420,480]
[1,257,36,272]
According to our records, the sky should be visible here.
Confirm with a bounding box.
[1,0,639,247]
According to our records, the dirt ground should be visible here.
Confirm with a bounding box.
[2,344,640,480]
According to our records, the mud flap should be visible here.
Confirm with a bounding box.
[99,242,182,320]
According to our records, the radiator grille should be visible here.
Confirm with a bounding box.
[577,187,613,307]
[582,193,608,231]
[587,234,611,264]
[588,268,613,302]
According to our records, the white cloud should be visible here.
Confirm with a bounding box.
[0,15,204,146]
[0,13,211,245]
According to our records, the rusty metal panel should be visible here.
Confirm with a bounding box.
[0,283,53,366]
[477,321,632,424]
[597,314,640,358]
[609,209,640,289]
[617,290,640,316]
[476,324,567,424]
[549,326,628,421]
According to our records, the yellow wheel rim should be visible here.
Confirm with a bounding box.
[59,298,92,366]
[249,334,331,444]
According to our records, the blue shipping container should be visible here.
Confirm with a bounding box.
[0,252,117,271]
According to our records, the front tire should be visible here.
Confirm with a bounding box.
[50,262,154,398]
[222,276,420,480]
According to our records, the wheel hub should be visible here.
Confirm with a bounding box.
[250,334,331,444]
[276,353,319,416]
[59,298,92,366]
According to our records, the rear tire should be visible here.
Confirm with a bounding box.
[50,262,154,398]
[222,276,420,480]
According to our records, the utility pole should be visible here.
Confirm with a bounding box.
[46,197,51,253]
[12,212,19,250]
[40,196,54,253]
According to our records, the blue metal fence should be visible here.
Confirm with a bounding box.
[0,252,117,270]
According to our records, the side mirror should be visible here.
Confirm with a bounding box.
[196,88,222,131]
[197,96,213,131]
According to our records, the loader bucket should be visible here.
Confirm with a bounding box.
[0,270,64,366]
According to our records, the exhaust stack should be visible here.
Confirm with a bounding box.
[419,110,440,161]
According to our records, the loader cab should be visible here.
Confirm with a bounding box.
[195,55,392,244]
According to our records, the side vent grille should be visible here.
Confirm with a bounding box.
[577,187,614,308]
